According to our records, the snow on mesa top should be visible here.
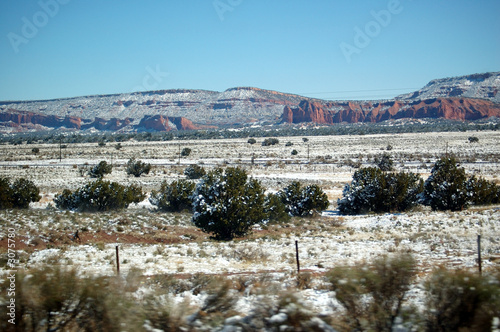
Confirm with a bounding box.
[396,72,500,103]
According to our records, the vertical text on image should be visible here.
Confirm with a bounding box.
[5,227,17,325]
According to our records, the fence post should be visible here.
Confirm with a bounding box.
[295,240,300,275]
[116,245,120,275]
[477,235,482,276]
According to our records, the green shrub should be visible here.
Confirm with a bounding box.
[264,193,291,223]
[150,180,195,212]
[55,180,144,212]
[262,138,279,146]
[375,153,393,171]
[89,160,113,178]
[181,147,192,157]
[466,175,500,206]
[247,138,256,145]
[278,181,329,217]
[338,167,423,215]
[0,177,40,209]
[192,167,266,240]
[291,149,298,155]
[126,158,151,177]
[184,164,206,179]
[421,156,469,211]
[468,136,479,143]
[0,177,14,209]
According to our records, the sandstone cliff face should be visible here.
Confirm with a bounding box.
[282,98,500,124]
[135,115,200,131]
[0,110,198,132]
[0,110,82,129]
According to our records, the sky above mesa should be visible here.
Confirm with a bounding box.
[0,0,499,102]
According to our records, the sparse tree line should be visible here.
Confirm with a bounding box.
[1,119,498,146]
[338,155,500,214]
[2,155,499,239]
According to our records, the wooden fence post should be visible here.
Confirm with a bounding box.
[116,245,120,275]
[477,235,482,276]
[295,240,300,275]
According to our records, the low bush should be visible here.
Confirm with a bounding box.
[264,193,291,223]
[424,268,500,331]
[327,254,417,331]
[262,138,279,146]
[55,180,145,212]
[150,179,195,212]
[126,158,151,177]
[278,181,329,217]
[338,167,423,215]
[375,152,393,171]
[184,164,206,179]
[0,266,142,332]
[88,160,113,178]
[0,177,41,209]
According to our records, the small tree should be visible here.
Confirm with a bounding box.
[468,136,479,143]
[278,181,329,217]
[126,158,151,177]
[421,156,469,211]
[31,147,40,154]
[291,149,298,156]
[150,180,195,212]
[184,165,206,179]
[88,161,112,178]
[192,167,266,240]
[247,138,256,145]
[338,167,423,215]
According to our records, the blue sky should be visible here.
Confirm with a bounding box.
[0,0,499,101]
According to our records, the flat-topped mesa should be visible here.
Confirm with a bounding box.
[281,98,500,124]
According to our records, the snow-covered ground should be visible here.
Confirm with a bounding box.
[1,130,499,326]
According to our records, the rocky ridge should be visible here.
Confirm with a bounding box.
[1,72,499,132]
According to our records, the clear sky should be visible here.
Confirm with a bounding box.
[0,0,499,101]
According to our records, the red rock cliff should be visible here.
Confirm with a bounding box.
[282,98,500,124]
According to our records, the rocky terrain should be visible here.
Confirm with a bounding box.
[281,98,500,124]
[0,72,499,132]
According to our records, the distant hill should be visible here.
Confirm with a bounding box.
[396,72,500,102]
[1,72,499,133]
